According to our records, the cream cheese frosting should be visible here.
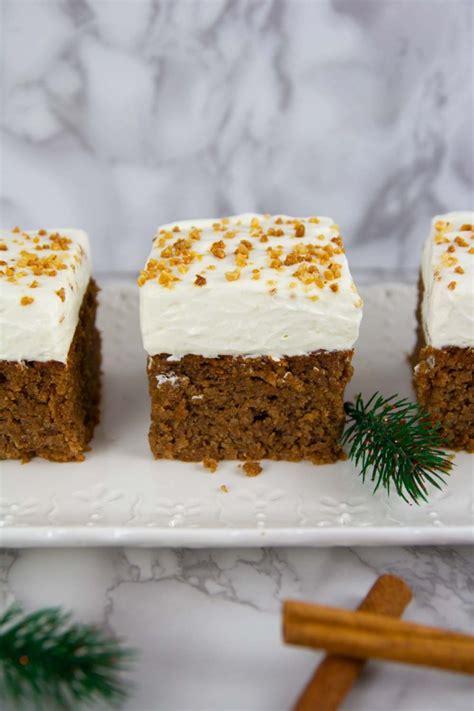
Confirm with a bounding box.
[0,228,91,363]
[421,211,474,349]
[139,213,363,357]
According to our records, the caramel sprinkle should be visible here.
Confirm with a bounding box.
[20,296,34,306]
[225,269,241,281]
[210,240,226,259]
[138,215,353,295]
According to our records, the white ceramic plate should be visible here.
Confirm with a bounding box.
[1,281,472,547]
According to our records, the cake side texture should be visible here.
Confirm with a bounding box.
[0,279,101,462]
[147,350,354,463]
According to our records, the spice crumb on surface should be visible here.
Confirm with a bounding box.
[203,458,218,473]
[242,461,263,477]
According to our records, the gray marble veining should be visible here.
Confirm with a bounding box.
[2,0,472,272]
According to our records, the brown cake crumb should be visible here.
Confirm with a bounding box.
[242,461,263,477]
[203,458,218,473]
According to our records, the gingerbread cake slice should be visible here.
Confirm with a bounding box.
[0,228,101,462]
[413,211,474,451]
[139,214,363,464]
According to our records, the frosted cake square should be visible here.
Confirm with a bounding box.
[413,211,474,451]
[0,228,101,462]
[139,214,363,463]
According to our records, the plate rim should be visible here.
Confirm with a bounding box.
[1,524,473,547]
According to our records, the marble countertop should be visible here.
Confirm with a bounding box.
[1,545,473,710]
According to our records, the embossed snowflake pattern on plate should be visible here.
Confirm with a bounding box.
[0,281,472,547]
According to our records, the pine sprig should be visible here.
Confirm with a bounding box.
[0,605,135,709]
[342,393,452,504]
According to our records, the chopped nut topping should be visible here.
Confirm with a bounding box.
[294,223,305,237]
[448,281,457,290]
[441,253,458,268]
[454,266,465,274]
[459,223,473,231]
[56,287,65,301]
[0,244,7,251]
[330,283,339,292]
[454,236,469,248]
[219,484,229,493]
[225,269,240,281]
[194,274,206,286]
[251,269,261,280]
[210,240,226,259]
[20,296,34,306]
[29,280,40,288]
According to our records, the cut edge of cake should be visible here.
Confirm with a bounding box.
[413,211,474,452]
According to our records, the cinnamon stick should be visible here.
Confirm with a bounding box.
[284,599,474,676]
[292,574,412,711]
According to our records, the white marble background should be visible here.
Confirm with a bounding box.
[1,0,473,272]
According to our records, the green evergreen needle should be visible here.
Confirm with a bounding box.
[0,605,135,709]
[342,393,452,504]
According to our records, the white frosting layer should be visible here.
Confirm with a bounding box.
[421,211,474,349]
[139,214,362,357]
[0,229,91,363]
